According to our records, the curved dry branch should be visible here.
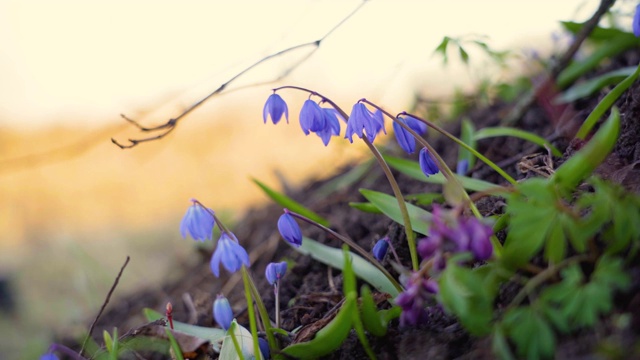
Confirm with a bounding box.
[112,1,368,149]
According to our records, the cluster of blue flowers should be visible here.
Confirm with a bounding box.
[180,199,250,277]
[263,92,440,178]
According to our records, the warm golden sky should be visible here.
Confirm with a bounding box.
[0,0,602,128]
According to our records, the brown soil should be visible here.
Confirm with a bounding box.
[65,49,640,359]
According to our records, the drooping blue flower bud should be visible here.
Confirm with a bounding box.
[634,5,640,37]
[372,238,390,261]
[393,118,416,154]
[277,210,302,247]
[403,115,427,135]
[180,199,215,241]
[210,232,250,277]
[299,99,326,135]
[419,147,440,177]
[263,93,289,124]
[315,108,341,146]
[345,102,376,143]
[213,294,233,331]
[265,261,288,285]
[456,159,469,175]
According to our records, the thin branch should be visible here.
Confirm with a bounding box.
[79,256,131,357]
[501,0,616,125]
[112,1,368,149]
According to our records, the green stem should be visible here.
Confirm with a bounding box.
[288,210,404,292]
[507,255,589,310]
[363,101,482,219]
[274,86,419,271]
[241,266,262,359]
[228,324,245,360]
[245,269,279,353]
[400,111,517,186]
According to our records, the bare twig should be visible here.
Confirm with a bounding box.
[112,1,368,149]
[501,0,616,125]
[79,256,131,357]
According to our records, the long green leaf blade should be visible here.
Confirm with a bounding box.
[360,189,431,236]
[252,178,330,227]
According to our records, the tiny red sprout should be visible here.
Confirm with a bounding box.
[166,302,174,330]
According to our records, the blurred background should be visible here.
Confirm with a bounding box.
[0,0,610,357]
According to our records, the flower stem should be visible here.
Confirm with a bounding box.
[362,101,483,219]
[241,266,262,359]
[274,86,419,271]
[399,111,517,185]
[288,210,404,292]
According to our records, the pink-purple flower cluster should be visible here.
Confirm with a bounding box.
[417,206,493,272]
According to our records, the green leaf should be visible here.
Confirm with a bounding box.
[502,306,556,360]
[405,192,444,206]
[458,46,470,64]
[503,179,557,266]
[458,118,477,169]
[293,237,399,296]
[553,108,620,190]
[359,189,431,235]
[474,126,561,157]
[555,66,637,104]
[556,32,639,89]
[165,329,185,360]
[220,320,259,360]
[384,155,497,191]
[576,64,640,140]
[360,285,386,337]
[144,308,226,344]
[348,202,383,214]
[438,261,495,336]
[252,178,330,227]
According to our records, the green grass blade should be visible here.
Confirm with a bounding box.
[360,189,431,236]
[553,108,620,191]
[459,118,477,168]
[474,126,561,157]
[252,178,330,227]
[293,237,399,296]
[144,308,226,344]
[555,66,637,104]
[384,155,497,192]
[556,33,639,89]
[349,202,383,214]
[575,63,640,140]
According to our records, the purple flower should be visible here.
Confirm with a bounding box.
[395,272,438,326]
[634,5,640,37]
[403,115,427,135]
[417,206,493,270]
[299,99,326,135]
[213,294,233,331]
[393,118,416,154]
[344,102,376,143]
[419,147,440,177]
[263,93,288,124]
[277,210,302,247]
[210,232,250,277]
[464,218,494,260]
[315,108,341,146]
[265,261,288,285]
[372,238,390,261]
[180,200,215,241]
[368,109,386,142]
